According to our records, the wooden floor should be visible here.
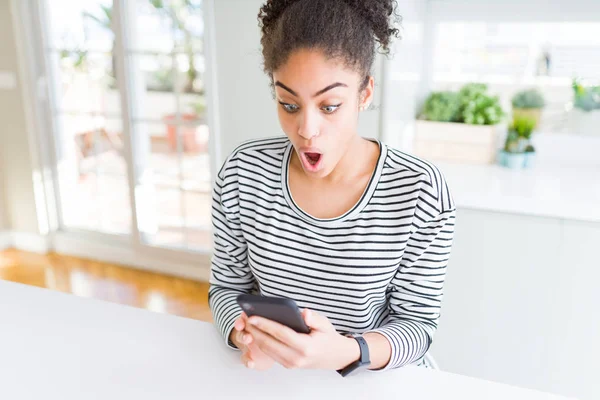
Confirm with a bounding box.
[0,249,212,322]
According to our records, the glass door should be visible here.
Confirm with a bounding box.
[36,0,215,253]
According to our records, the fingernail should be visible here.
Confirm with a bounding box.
[248,361,255,369]
[249,318,257,326]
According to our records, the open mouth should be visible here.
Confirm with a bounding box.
[299,150,324,172]
[305,152,322,166]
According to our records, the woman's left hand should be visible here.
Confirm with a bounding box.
[243,309,360,370]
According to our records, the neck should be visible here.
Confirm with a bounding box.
[329,135,373,184]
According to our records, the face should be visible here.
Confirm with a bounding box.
[272,49,374,179]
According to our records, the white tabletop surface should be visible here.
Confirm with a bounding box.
[438,162,600,223]
[0,280,574,400]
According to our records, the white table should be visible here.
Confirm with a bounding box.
[0,280,573,400]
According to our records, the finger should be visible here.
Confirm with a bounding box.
[247,316,305,349]
[302,309,333,332]
[234,317,245,332]
[242,331,253,345]
[241,350,255,369]
[246,324,300,368]
[247,343,275,370]
[234,325,254,347]
[233,329,245,348]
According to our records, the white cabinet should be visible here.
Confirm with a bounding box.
[431,209,600,400]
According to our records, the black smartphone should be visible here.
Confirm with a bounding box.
[236,294,311,334]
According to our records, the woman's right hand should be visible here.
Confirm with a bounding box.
[230,312,275,371]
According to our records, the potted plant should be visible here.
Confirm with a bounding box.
[498,129,525,168]
[415,83,506,164]
[420,91,460,123]
[524,144,536,169]
[511,88,545,129]
[569,78,600,136]
[498,115,536,169]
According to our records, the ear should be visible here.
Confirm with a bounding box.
[359,76,375,111]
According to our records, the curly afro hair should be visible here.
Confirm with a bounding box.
[258,0,401,91]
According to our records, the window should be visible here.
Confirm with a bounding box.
[38,0,215,251]
[431,22,600,134]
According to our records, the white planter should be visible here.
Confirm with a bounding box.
[414,120,505,165]
[568,109,600,137]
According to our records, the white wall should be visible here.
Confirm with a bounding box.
[212,0,279,162]
[0,165,7,230]
[380,0,437,151]
[431,209,600,400]
[212,0,382,163]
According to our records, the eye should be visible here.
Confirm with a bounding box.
[279,102,299,113]
[322,104,342,114]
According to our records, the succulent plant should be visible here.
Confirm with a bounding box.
[512,89,545,109]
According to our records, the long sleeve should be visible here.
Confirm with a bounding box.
[208,156,255,349]
[367,176,456,369]
[207,139,457,366]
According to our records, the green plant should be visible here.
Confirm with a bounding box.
[59,48,89,71]
[189,96,206,117]
[504,115,535,154]
[150,0,203,93]
[503,129,520,153]
[418,82,505,125]
[458,83,488,101]
[83,5,116,82]
[512,115,536,140]
[457,83,504,125]
[420,91,460,122]
[573,78,600,112]
[147,68,175,92]
[457,83,487,113]
[462,93,504,125]
[512,89,545,109]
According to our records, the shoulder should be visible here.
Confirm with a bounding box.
[230,136,290,158]
[381,144,455,213]
[217,136,289,179]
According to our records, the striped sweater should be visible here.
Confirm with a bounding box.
[208,137,456,369]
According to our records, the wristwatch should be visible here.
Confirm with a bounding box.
[338,334,371,377]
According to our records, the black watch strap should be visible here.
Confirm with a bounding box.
[338,335,371,377]
[354,336,370,363]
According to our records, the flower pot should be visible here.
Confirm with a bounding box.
[414,120,505,165]
[523,152,536,169]
[512,107,542,129]
[496,150,506,166]
[499,151,526,169]
[163,113,206,153]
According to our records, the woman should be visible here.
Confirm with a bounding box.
[209,0,456,374]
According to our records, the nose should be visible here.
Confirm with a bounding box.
[297,108,320,140]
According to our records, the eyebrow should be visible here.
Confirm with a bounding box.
[275,81,348,98]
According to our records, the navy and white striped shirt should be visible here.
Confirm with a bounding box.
[209,136,456,369]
